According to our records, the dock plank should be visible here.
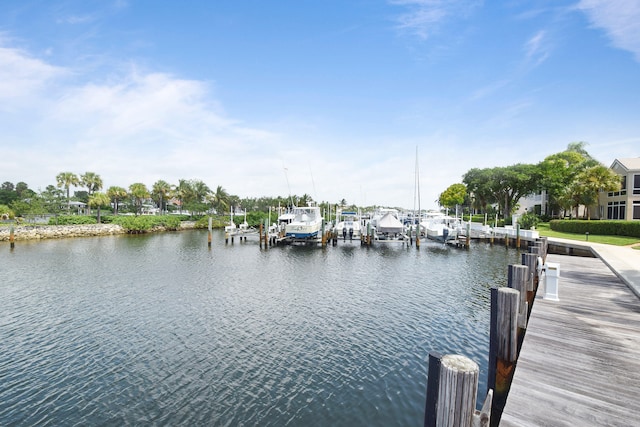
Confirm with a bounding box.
[500,254,640,427]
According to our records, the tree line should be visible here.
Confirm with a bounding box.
[437,142,621,220]
[1,173,352,222]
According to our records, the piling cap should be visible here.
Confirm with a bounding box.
[441,354,478,373]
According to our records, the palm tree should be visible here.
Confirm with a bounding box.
[88,192,111,223]
[211,185,230,215]
[106,186,128,215]
[174,179,194,214]
[152,180,172,214]
[189,180,211,215]
[81,172,103,214]
[129,183,150,216]
[577,165,621,220]
[56,172,79,213]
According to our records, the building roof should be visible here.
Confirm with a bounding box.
[610,157,640,171]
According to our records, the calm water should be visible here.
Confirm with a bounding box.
[1,230,520,426]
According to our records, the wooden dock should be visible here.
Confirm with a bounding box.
[499,253,640,426]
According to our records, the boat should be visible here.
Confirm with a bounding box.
[335,210,362,240]
[285,205,323,239]
[370,208,405,240]
[224,209,237,233]
[421,211,459,243]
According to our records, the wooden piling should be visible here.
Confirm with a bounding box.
[516,224,520,249]
[466,222,471,248]
[535,237,548,263]
[208,217,212,248]
[521,253,538,300]
[10,225,15,249]
[425,353,491,427]
[488,287,520,426]
[507,265,529,329]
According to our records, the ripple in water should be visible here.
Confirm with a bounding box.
[0,231,519,426]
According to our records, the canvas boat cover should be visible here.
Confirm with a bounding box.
[377,213,404,234]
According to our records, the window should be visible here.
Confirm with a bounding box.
[608,175,627,197]
[608,201,626,219]
[634,174,640,195]
[634,201,640,220]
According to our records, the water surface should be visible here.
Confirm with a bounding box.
[1,231,519,426]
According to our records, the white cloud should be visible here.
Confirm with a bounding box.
[0,45,67,107]
[576,0,640,61]
[390,0,482,40]
[525,30,550,66]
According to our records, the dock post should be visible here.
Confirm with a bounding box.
[489,287,520,425]
[521,253,538,310]
[516,224,520,249]
[537,237,548,262]
[507,264,529,330]
[208,217,212,248]
[466,222,471,248]
[259,224,263,249]
[10,225,15,249]
[416,226,420,249]
[425,353,491,427]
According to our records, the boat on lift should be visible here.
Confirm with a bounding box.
[285,205,323,239]
[335,210,362,241]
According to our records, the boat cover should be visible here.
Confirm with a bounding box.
[377,213,404,234]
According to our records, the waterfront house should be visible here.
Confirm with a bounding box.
[598,157,640,220]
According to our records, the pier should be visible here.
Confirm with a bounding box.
[500,241,640,426]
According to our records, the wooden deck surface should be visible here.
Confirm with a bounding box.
[500,253,640,426]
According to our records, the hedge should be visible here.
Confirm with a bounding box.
[550,220,640,238]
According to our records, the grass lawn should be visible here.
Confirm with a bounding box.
[536,223,640,247]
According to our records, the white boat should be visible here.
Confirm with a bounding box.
[224,209,237,233]
[370,208,405,239]
[421,211,459,243]
[335,210,361,240]
[285,206,323,239]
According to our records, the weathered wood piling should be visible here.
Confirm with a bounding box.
[425,353,492,427]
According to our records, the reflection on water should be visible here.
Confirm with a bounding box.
[0,230,520,426]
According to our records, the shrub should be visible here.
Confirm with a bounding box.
[48,215,97,225]
[518,212,540,230]
[550,220,640,238]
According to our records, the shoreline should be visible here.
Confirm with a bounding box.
[0,221,198,242]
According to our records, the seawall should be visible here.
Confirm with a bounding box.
[0,221,197,242]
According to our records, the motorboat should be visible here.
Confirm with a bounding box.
[335,210,361,240]
[421,211,459,243]
[285,206,323,239]
[370,208,405,239]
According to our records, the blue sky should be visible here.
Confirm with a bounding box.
[1,0,639,209]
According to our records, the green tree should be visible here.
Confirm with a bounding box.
[438,183,467,211]
[211,185,230,215]
[152,180,172,214]
[80,172,103,214]
[15,182,29,197]
[174,179,194,214]
[187,180,211,215]
[56,172,80,213]
[463,165,539,219]
[576,165,620,219]
[129,183,150,216]
[89,192,111,223]
[462,168,496,214]
[106,186,128,215]
[40,185,65,217]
